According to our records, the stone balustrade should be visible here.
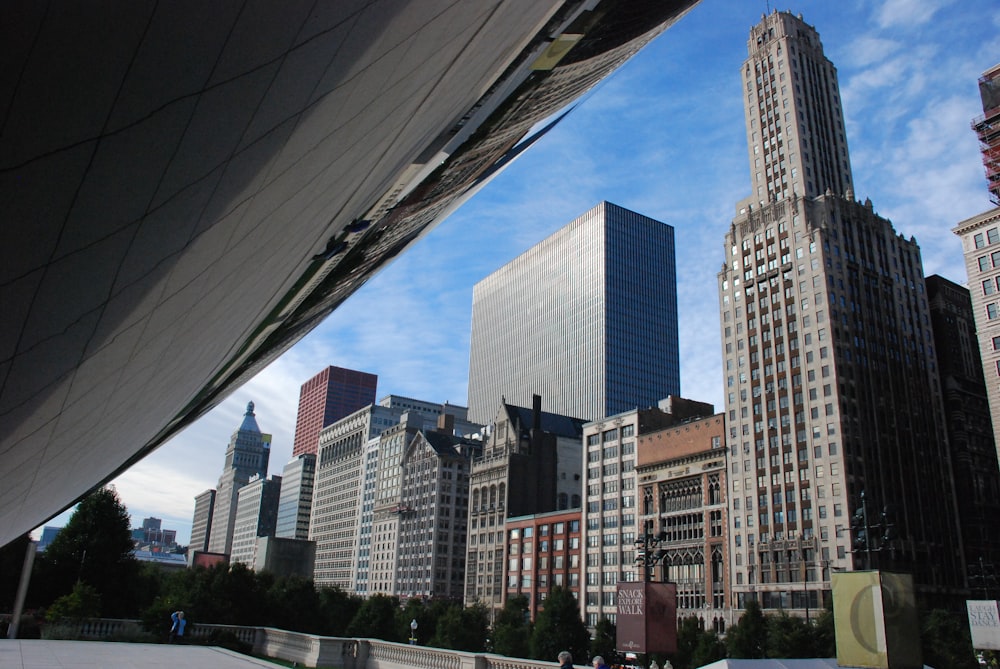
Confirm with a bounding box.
[24,617,580,669]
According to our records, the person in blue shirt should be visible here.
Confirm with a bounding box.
[169,610,186,643]
[592,656,611,669]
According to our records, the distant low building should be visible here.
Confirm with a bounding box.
[253,537,316,579]
[36,526,62,552]
[134,550,188,571]
[131,516,178,552]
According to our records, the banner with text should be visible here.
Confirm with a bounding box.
[616,582,677,655]
[968,600,1000,650]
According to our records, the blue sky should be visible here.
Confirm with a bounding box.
[47,0,999,543]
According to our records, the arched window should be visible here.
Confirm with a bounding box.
[557,492,568,510]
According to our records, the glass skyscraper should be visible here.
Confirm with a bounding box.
[467,201,680,423]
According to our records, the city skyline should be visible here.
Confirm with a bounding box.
[36,0,999,545]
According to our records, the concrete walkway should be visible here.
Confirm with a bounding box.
[0,640,284,668]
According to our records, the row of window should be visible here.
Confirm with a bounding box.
[974,226,1000,249]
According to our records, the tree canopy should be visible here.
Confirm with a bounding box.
[32,487,138,616]
[529,586,590,663]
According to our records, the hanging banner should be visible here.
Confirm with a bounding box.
[616,582,677,655]
[968,600,1000,650]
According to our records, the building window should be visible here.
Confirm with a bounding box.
[989,303,999,321]
[990,227,1000,245]
[976,232,986,248]
[980,256,991,271]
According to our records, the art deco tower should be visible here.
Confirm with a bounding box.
[207,402,271,555]
[718,11,962,612]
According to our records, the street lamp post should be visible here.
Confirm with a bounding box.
[634,531,669,581]
[409,619,417,645]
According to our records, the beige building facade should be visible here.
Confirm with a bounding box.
[954,206,1000,462]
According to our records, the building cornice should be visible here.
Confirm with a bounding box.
[953,205,1000,235]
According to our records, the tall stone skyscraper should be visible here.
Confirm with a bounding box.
[467,201,680,423]
[292,366,378,457]
[719,11,962,611]
[207,402,271,555]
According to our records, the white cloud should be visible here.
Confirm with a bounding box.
[875,0,954,28]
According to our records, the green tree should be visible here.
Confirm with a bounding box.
[32,487,138,616]
[265,575,322,633]
[691,629,727,668]
[766,610,813,658]
[346,594,400,641]
[921,608,978,669]
[45,581,102,622]
[493,594,531,658]
[590,617,617,664]
[529,586,590,662]
[318,586,362,636]
[726,600,767,658]
[673,616,707,669]
[431,602,490,651]
[397,597,440,645]
[810,601,836,658]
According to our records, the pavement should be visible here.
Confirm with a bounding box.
[0,640,284,668]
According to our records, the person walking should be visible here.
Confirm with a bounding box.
[169,610,186,643]
[559,651,574,669]
[593,656,611,669]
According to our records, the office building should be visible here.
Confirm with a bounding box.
[377,395,481,437]
[505,510,583,621]
[230,474,282,567]
[190,489,216,555]
[131,517,177,551]
[310,396,472,591]
[369,413,426,595]
[955,63,1000,466]
[467,201,680,423]
[252,536,316,579]
[207,402,272,556]
[369,415,481,599]
[972,64,1000,205]
[292,367,378,457]
[720,11,962,611]
[636,413,730,631]
[926,275,1000,584]
[465,396,586,611]
[580,397,714,628]
[275,454,316,540]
